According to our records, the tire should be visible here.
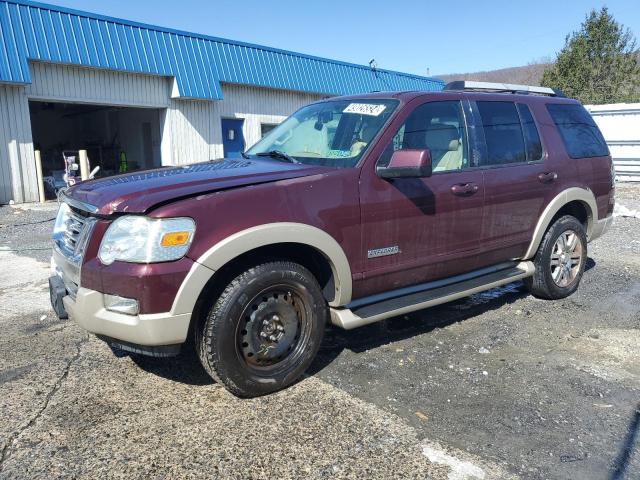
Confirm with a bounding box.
[524,215,588,300]
[197,261,327,397]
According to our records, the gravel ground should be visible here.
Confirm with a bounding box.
[0,185,638,479]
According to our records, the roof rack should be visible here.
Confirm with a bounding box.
[443,81,565,97]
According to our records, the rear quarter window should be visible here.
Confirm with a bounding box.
[516,103,543,161]
[546,103,609,159]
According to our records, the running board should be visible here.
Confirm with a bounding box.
[330,261,535,330]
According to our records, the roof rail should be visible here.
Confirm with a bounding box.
[443,81,565,97]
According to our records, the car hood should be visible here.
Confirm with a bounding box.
[65,158,331,215]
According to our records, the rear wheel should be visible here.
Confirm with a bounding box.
[524,215,587,300]
[197,261,327,397]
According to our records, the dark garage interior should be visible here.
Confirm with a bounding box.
[29,101,163,195]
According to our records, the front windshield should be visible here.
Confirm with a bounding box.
[246,99,399,168]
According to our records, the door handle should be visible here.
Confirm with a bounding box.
[538,172,558,183]
[451,182,479,196]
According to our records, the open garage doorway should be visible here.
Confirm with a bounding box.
[29,101,163,197]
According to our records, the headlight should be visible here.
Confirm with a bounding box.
[98,216,195,265]
[52,202,72,238]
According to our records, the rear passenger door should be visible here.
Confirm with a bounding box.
[471,100,553,264]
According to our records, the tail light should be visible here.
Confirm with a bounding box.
[610,158,616,189]
[608,158,616,215]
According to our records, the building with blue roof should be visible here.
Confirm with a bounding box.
[0,0,443,203]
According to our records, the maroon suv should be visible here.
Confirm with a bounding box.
[50,82,615,397]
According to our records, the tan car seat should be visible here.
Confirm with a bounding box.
[424,124,462,172]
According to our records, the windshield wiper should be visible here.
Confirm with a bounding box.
[240,151,249,159]
[255,150,300,164]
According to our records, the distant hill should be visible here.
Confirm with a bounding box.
[435,62,552,86]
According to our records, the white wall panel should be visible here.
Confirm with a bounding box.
[215,83,324,154]
[161,99,216,166]
[0,85,37,204]
[25,62,171,108]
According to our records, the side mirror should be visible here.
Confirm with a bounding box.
[376,149,432,179]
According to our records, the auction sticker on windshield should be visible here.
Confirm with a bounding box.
[343,103,387,116]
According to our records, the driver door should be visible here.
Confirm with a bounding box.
[357,99,485,298]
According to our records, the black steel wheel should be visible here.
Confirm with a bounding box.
[197,261,327,397]
[238,286,312,372]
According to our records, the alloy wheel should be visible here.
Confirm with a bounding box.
[550,229,584,287]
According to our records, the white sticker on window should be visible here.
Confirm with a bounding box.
[343,103,387,116]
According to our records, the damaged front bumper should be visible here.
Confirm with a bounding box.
[61,286,191,347]
[49,273,191,357]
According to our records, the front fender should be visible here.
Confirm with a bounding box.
[169,222,353,316]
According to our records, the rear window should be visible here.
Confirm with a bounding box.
[546,104,609,159]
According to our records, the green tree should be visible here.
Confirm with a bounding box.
[541,8,640,104]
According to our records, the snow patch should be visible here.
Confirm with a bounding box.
[614,204,640,219]
[422,444,486,480]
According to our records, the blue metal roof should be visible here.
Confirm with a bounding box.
[0,0,443,100]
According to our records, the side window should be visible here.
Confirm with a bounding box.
[476,101,526,166]
[546,103,609,159]
[378,101,467,172]
[260,123,279,138]
[516,103,543,161]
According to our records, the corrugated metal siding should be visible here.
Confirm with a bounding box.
[0,84,36,203]
[25,61,171,106]
[161,99,216,165]
[219,83,322,117]
[0,0,444,100]
[587,104,640,182]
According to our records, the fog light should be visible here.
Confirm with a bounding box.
[104,294,139,316]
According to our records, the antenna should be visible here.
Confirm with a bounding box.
[368,58,391,91]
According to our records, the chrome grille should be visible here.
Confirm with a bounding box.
[52,201,97,299]
[60,209,87,255]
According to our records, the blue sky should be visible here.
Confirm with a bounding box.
[42,0,640,77]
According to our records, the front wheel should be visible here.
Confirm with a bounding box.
[197,261,327,397]
[524,215,588,300]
